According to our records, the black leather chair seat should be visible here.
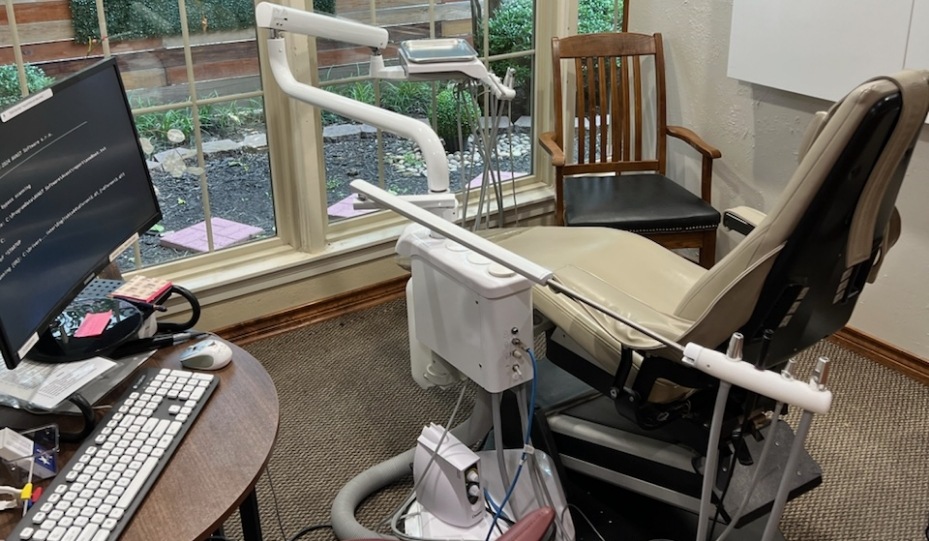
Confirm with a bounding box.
[564,174,721,233]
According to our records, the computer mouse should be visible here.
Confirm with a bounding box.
[178,339,233,370]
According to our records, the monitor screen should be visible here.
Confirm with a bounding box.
[0,58,162,369]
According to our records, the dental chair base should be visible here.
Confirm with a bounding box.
[511,354,820,537]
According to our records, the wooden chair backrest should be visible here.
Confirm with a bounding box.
[552,32,667,176]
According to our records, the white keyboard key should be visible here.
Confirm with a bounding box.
[47,526,66,541]
[34,529,50,540]
[75,524,98,541]
[89,513,106,525]
[20,526,35,539]
[32,512,47,524]
[141,418,158,433]
[115,457,158,509]
[62,526,82,541]
[166,421,183,436]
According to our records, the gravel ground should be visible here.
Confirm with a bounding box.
[119,131,532,270]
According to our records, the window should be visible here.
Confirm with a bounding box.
[316,0,540,229]
[2,0,568,323]
[2,0,275,271]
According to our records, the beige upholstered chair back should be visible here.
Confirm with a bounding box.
[670,71,929,352]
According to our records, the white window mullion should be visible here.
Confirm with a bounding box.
[3,0,27,99]
[176,0,215,252]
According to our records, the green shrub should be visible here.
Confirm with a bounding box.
[433,86,479,151]
[578,0,623,34]
[70,0,255,43]
[381,81,432,117]
[313,0,336,15]
[478,0,622,105]
[0,64,55,107]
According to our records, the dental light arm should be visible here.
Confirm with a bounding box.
[256,2,388,49]
[255,2,515,196]
[262,34,451,194]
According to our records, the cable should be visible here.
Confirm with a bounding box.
[567,503,606,541]
[483,349,538,541]
[286,524,333,541]
[384,381,470,530]
[711,403,784,541]
[264,463,288,541]
[707,450,737,541]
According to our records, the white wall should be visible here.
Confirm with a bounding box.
[629,1,929,360]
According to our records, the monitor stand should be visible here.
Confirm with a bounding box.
[28,297,144,363]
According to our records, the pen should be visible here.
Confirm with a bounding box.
[150,331,208,348]
[110,331,209,358]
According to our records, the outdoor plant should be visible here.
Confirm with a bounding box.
[132,93,265,149]
[70,0,254,43]
[478,0,621,113]
[381,81,433,117]
[433,85,480,152]
[313,0,335,15]
[0,64,55,107]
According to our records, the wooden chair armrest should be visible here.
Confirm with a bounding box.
[667,125,722,159]
[538,131,565,166]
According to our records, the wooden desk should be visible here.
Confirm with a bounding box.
[0,338,279,541]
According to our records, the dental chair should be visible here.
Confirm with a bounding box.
[483,70,929,527]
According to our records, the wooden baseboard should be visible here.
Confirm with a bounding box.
[215,275,409,346]
[830,327,929,386]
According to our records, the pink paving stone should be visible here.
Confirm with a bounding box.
[467,170,527,188]
[327,194,378,218]
[160,217,264,252]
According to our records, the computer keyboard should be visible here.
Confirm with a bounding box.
[7,367,218,541]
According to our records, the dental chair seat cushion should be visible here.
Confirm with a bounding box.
[484,227,706,378]
[564,174,721,232]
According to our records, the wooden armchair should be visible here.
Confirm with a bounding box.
[541,32,721,268]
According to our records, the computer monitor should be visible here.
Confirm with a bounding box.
[0,58,162,369]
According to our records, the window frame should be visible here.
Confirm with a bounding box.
[1,0,577,326]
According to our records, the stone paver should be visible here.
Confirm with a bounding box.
[160,217,263,252]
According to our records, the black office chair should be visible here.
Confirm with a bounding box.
[484,70,929,521]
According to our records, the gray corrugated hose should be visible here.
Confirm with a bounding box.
[331,390,493,540]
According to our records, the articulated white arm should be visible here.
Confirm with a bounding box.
[255,2,388,49]
[266,39,451,193]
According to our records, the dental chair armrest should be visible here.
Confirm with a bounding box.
[539,131,565,166]
[723,205,767,236]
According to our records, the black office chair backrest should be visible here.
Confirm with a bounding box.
[672,71,929,367]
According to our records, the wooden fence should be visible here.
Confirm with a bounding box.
[1,0,473,96]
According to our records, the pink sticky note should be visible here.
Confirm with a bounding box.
[73,311,113,338]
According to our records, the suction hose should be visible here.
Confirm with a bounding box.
[331,389,493,540]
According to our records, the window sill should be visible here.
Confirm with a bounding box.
[142,181,554,326]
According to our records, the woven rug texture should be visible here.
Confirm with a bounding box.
[219,299,929,541]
